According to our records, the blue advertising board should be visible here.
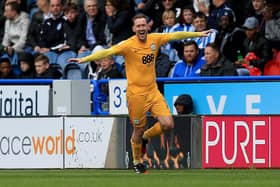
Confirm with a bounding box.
[165,82,280,115]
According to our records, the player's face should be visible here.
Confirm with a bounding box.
[133,18,149,42]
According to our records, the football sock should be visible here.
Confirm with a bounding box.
[143,122,162,140]
[130,139,142,165]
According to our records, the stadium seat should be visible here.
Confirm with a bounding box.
[64,63,82,80]
[50,63,63,74]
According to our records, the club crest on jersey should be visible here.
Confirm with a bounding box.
[133,119,140,125]
[150,43,156,51]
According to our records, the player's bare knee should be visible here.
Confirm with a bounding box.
[134,126,145,137]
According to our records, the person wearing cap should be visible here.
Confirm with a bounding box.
[216,8,246,63]
[235,16,273,74]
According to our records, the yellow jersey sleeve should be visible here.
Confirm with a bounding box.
[169,31,203,41]
[81,44,124,62]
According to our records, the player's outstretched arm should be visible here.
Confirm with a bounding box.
[68,57,84,64]
[68,47,118,64]
[170,29,212,41]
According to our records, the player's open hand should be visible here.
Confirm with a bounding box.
[68,58,83,64]
[201,30,212,37]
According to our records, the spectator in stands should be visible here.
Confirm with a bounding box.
[25,0,51,54]
[171,5,195,33]
[34,54,62,79]
[171,41,205,77]
[263,0,280,51]
[191,12,218,55]
[97,50,122,112]
[198,0,236,30]
[0,1,6,54]
[246,0,266,35]
[104,0,133,46]
[200,43,237,76]
[86,45,103,80]
[227,0,250,26]
[155,50,172,78]
[79,0,106,52]
[73,0,106,77]
[97,54,122,80]
[159,10,179,62]
[216,9,246,62]
[38,0,66,64]
[57,2,84,73]
[104,0,133,66]
[170,5,195,59]
[236,17,273,74]
[137,0,163,32]
[162,0,177,13]
[18,52,36,78]
[2,1,30,66]
[0,57,16,79]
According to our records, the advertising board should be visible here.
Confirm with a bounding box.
[203,116,280,168]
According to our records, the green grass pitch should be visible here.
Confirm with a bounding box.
[0,169,279,187]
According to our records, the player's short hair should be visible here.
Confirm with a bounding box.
[132,13,148,23]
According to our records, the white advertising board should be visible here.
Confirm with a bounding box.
[109,79,128,114]
[64,117,114,168]
[0,85,50,116]
[0,117,63,168]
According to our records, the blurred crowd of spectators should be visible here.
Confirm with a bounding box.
[0,0,279,79]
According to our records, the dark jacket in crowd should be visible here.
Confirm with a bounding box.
[140,0,164,31]
[208,2,235,30]
[0,71,16,79]
[98,63,122,80]
[219,27,247,62]
[18,52,36,79]
[79,11,106,50]
[26,11,45,48]
[39,14,66,49]
[98,63,122,95]
[35,67,62,79]
[241,33,273,71]
[156,52,172,77]
[63,16,85,52]
[200,55,237,76]
[106,10,133,45]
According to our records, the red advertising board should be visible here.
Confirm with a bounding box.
[203,116,280,168]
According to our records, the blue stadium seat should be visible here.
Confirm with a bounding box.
[64,63,82,80]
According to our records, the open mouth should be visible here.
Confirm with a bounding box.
[139,30,146,37]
